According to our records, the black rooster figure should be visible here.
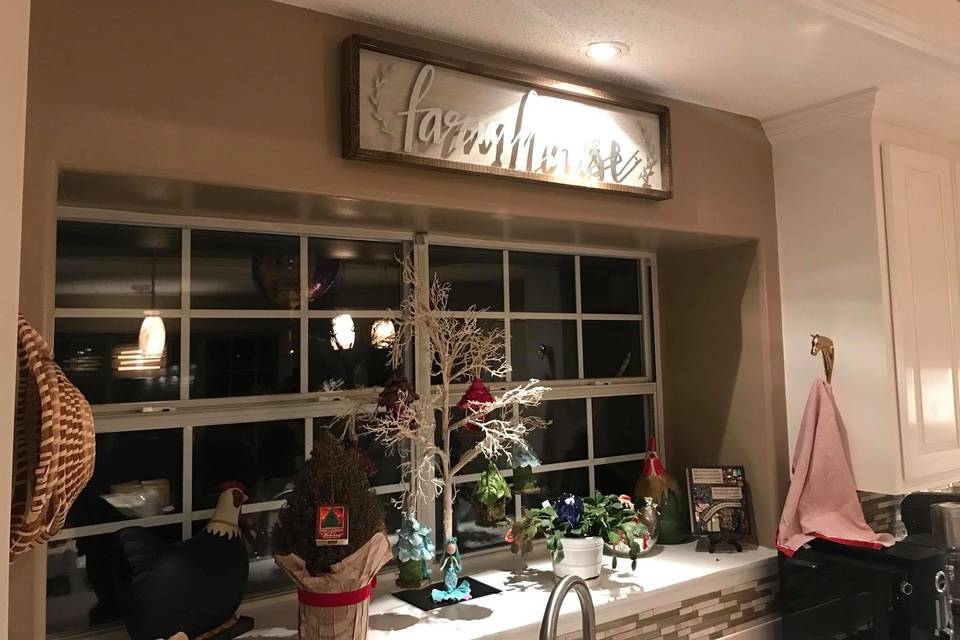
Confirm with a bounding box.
[112,482,251,640]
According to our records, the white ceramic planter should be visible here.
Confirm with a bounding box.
[552,536,603,579]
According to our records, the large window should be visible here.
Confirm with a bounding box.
[47,214,660,637]
[429,243,659,552]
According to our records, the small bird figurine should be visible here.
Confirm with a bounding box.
[112,482,251,640]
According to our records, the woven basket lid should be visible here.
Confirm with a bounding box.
[10,315,96,561]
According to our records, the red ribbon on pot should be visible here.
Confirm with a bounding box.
[297,577,377,608]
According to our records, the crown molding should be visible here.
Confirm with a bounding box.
[763,87,960,146]
[796,0,960,69]
[761,88,877,144]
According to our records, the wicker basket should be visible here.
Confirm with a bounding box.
[9,315,96,560]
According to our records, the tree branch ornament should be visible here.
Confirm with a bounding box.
[342,251,550,543]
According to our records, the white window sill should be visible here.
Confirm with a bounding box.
[236,542,778,640]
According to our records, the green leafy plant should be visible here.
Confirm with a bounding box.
[518,493,647,570]
[474,462,511,505]
[471,462,512,527]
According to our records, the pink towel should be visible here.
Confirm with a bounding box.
[776,379,895,556]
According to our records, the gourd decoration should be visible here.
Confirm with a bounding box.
[634,436,688,544]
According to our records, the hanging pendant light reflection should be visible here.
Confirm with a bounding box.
[370,319,396,349]
[139,313,166,357]
[330,313,355,351]
[139,257,165,357]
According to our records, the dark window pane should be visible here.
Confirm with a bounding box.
[595,461,643,498]
[580,256,640,314]
[313,418,401,487]
[439,482,509,553]
[429,246,503,311]
[382,493,403,538]
[56,222,181,309]
[46,525,182,636]
[510,320,578,381]
[445,409,512,475]
[592,395,654,458]
[55,317,181,405]
[308,238,403,309]
[308,317,392,391]
[191,230,300,309]
[520,467,589,510]
[67,429,182,528]
[430,320,504,385]
[192,510,289,596]
[509,252,575,313]
[193,420,304,510]
[190,319,299,398]
[582,320,643,378]
[525,400,588,465]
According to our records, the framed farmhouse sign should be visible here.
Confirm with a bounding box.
[342,35,672,200]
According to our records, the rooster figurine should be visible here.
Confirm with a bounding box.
[112,482,253,640]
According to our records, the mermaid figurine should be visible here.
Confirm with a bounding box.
[430,537,471,603]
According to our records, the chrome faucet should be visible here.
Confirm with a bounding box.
[539,575,597,640]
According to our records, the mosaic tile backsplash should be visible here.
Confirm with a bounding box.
[557,575,779,640]
[858,483,960,540]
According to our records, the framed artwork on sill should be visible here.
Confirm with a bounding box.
[341,34,673,200]
[686,465,752,537]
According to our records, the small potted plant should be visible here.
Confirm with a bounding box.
[522,493,646,579]
[273,432,393,640]
[471,462,512,527]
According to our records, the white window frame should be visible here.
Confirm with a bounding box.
[48,205,665,632]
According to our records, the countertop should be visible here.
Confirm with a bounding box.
[237,542,778,640]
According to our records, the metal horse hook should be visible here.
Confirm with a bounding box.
[810,334,835,384]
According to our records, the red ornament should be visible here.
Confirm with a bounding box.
[636,435,679,500]
[457,378,494,432]
[377,369,417,419]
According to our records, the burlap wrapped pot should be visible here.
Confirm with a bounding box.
[276,531,393,640]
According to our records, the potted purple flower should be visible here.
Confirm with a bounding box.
[522,493,645,579]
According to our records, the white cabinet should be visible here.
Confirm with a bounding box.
[767,90,960,495]
[882,145,960,481]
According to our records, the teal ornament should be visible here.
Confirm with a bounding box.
[431,537,472,603]
[394,516,435,588]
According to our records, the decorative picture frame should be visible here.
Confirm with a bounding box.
[686,466,752,537]
[342,34,673,200]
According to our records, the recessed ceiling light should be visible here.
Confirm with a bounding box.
[583,41,628,62]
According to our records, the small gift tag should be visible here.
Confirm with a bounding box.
[315,505,350,546]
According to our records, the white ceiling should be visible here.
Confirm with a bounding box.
[274,0,960,119]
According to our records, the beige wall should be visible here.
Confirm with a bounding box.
[19,0,787,634]
[1,0,29,634]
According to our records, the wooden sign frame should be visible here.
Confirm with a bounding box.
[342,35,673,200]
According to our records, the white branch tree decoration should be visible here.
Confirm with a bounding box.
[351,250,549,542]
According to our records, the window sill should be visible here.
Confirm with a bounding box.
[236,542,777,640]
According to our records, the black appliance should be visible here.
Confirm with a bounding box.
[779,537,953,639]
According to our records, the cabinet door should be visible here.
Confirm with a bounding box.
[883,144,960,481]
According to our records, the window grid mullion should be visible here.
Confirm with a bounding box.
[502,249,511,383]
[299,235,309,395]
[181,425,193,541]
[180,228,191,401]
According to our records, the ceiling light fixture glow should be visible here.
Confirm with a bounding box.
[583,41,628,62]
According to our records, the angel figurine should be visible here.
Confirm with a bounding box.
[430,537,471,603]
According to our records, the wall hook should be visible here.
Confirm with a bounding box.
[810,334,835,384]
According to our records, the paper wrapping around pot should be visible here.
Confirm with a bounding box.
[276,532,393,640]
